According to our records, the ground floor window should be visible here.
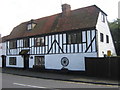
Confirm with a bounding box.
[9,57,16,65]
[35,56,44,66]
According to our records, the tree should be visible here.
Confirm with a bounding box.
[108,19,120,56]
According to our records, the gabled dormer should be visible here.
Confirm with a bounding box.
[27,19,36,31]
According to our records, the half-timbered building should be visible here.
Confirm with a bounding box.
[1,4,116,71]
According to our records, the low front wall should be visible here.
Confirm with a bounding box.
[45,53,97,71]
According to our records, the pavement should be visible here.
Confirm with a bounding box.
[1,68,119,86]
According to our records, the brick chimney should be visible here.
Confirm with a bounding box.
[62,4,71,16]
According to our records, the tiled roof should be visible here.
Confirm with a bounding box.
[6,5,105,40]
[1,35,9,42]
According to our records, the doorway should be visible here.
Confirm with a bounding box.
[2,55,6,67]
[23,55,29,69]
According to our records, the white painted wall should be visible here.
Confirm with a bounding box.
[0,42,6,67]
[96,12,116,57]
[6,56,24,68]
[45,53,97,71]
[0,43,2,67]
[2,43,6,56]
[29,55,34,68]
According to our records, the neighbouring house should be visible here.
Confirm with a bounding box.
[0,34,2,67]
[1,4,116,71]
[0,35,7,67]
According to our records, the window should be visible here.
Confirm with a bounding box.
[35,56,44,66]
[101,13,105,22]
[9,40,17,49]
[67,32,82,44]
[100,33,104,42]
[9,57,16,65]
[34,37,45,46]
[27,23,36,31]
[106,35,109,43]
[23,38,29,47]
[77,32,82,43]
[27,24,32,30]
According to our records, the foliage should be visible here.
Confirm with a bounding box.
[108,19,120,56]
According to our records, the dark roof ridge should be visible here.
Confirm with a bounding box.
[92,5,107,16]
[71,5,107,16]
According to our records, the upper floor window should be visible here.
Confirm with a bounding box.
[23,38,29,48]
[34,37,45,47]
[27,19,36,31]
[9,40,17,49]
[100,33,104,42]
[101,13,105,23]
[67,32,82,44]
[106,35,109,43]
[27,24,32,30]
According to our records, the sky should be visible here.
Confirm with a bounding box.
[0,0,119,37]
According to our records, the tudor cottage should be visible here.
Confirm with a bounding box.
[1,4,116,71]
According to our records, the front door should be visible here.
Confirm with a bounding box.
[23,55,29,69]
[2,55,6,67]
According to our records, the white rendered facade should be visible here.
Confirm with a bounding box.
[96,12,116,57]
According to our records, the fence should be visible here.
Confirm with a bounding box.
[85,57,119,79]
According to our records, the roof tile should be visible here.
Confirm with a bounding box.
[6,5,102,40]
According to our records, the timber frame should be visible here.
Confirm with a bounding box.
[6,28,97,56]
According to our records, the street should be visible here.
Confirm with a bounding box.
[2,73,118,89]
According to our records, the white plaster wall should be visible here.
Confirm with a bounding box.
[0,42,6,67]
[0,43,2,67]
[47,34,66,54]
[96,12,116,57]
[6,56,24,68]
[2,43,6,55]
[29,55,34,68]
[45,53,97,71]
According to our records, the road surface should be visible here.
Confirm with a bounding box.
[2,73,118,89]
